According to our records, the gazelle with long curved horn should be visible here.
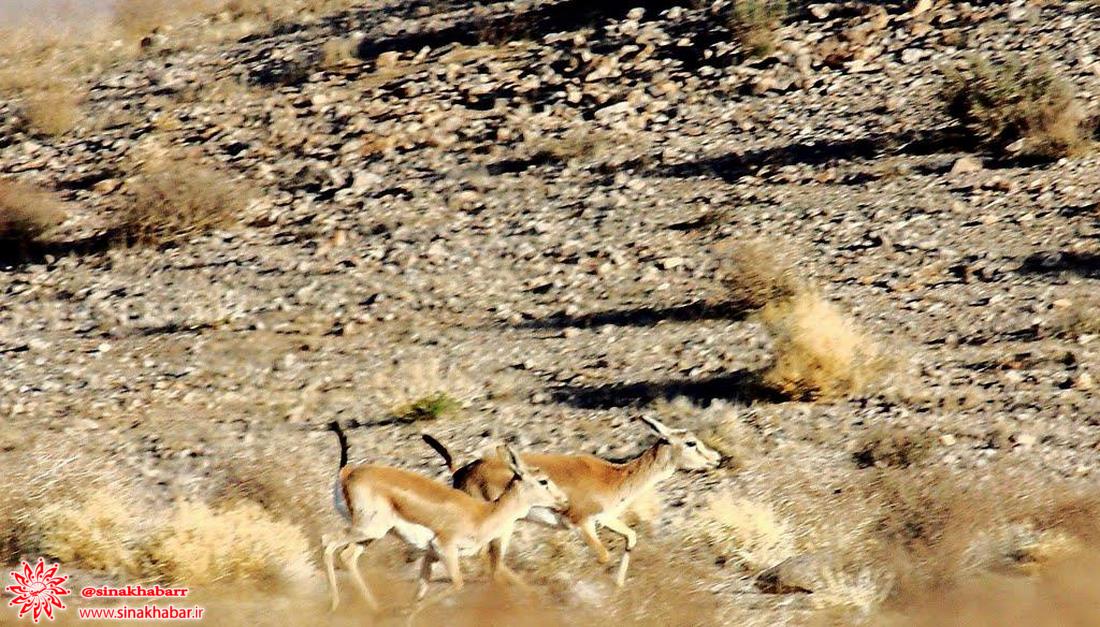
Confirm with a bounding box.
[322,421,568,611]
[422,415,721,587]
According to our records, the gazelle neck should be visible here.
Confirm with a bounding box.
[479,475,531,537]
[616,439,677,495]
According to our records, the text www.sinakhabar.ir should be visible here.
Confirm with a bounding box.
[77,605,205,620]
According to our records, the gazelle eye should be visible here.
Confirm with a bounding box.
[685,441,697,448]
[539,479,549,486]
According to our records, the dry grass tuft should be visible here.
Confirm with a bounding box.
[729,0,788,58]
[33,491,143,577]
[852,425,934,469]
[321,37,361,67]
[116,160,249,246]
[21,88,81,137]
[20,491,314,586]
[143,500,315,586]
[697,494,797,572]
[716,239,802,309]
[210,448,325,541]
[760,292,883,400]
[0,179,67,248]
[943,55,1094,160]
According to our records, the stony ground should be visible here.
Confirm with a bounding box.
[1,0,1098,624]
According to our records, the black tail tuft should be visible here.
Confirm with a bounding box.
[329,420,349,470]
[421,433,455,473]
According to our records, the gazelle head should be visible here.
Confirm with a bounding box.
[497,444,569,510]
[639,415,722,471]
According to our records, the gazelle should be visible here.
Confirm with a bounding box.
[422,415,722,587]
[321,421,568,611]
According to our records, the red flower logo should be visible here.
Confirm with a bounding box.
[6,559,70,623]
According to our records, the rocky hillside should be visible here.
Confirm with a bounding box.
[2,0,1099,624]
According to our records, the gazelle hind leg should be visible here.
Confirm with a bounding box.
[322,532,351,611]
[415,550,437,601]
[600,517,638,587]
[341,541,378,610]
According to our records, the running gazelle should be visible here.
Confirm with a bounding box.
[321,421,568,610]
[422,416,722,586]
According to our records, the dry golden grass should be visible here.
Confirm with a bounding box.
[759,292,883,400]
[696,494,797,572]
[34,491,143,577]
[716,238,803,309]
[0,448,133,567]
[944,55,1094,159]
[321,37,361,67]
[0,179,67,248]
[116,160,249,246]
[0,25,133,95]
[144,500,315,586]
[20,490,314,586]
[21,88,81,137]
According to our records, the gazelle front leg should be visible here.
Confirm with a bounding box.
[600,517,638,587]
[578,518,611,564]
[488,532,532,590]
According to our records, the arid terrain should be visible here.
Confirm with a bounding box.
[1,0,1099,625]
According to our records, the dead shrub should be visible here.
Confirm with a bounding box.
[142,500,315,586]
[21,88,81,137]
[116,161,248,246]
[716,239,802,309]
[695,494,797,572]
[210,446,326,540]
[943,55,1093,159]
[0,179,66,249]
[852,425,934,469]
[33,491,144,577]
[729,0,788,58]
[760,292,883,400]
[321,37,360,67]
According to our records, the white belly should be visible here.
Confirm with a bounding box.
[391,519,434,549]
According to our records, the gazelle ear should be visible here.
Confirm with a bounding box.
[497,444,524,475]
[638,415,675,438]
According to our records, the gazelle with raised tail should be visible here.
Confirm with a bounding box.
[321,421,568,611]
[422,415,722,587]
